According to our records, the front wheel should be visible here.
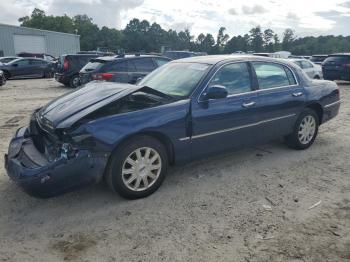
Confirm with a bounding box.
[285,109,319,150]
[106,136,168,199]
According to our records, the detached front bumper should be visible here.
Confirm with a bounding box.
[4,127,108,198]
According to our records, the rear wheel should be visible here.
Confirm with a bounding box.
[3,71,10,80]
[285,109,319,150]
[106,136,168,199]
[69,75,80,88]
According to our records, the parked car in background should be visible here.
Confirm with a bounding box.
[310,55,328,65]
[290,59,323,79]
[5,55,340,199]
[322,53,350,81]
[17,52,57,62]
[163,51,205,60]
[0,58,55,79]
[0,70,6,86]
[55,54,103,88]
[0,56,18,64]
[79,54,171,85]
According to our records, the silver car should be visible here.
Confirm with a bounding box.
[290,59,323,79]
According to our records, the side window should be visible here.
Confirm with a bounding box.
[301,61,313,69]
[284,67,297,85]
[134,58,156,72]
[252,62,291,89]
[16,59,30,66]
[107,61,136,72]
[154,58,169,67]
[31,60,44,65]
[209,63,252,95]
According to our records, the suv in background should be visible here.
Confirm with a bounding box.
[79,55,171,85]
[55,54,106,88]
[310,55,328,65]
[163,51,205,60]
[322,53,350,81]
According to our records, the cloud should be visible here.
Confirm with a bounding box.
[242,5,268,15]
[339,1,350,8]
[228,8,238,15]
[48,0,144,28]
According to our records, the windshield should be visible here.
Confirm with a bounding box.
[138,62,210,98]
[0,57,17,64]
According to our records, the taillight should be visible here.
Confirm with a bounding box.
[92,73,114,81]
[63,58,69,70]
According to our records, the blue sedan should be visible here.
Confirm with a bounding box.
[5,55,341,199]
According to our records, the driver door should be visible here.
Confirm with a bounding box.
[190,62,259,159]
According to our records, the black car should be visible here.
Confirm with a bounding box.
[322,54,350,81]
[163,51,205,60]
[0,58,54,79]
[55,54,105,88]
[0,70,6,86]
[310,55,328,65]
[79,55,171,85]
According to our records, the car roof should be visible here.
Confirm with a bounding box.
[312,54,328,57]
[92,55,170,62]
[329,53,350,56]
[172,54,291,65]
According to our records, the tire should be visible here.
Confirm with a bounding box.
[69,75,80,88]
[44,71,53,78]
[106,135,168,199]
[285,109,319,150]
[0,76,5,86]
[3,71,10,80]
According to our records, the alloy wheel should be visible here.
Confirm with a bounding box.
[121,147,162,192]
[298,115,316,144]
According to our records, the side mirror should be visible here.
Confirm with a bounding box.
[203,85,228,100]
[12,63,18,67]
[135,76,144,84]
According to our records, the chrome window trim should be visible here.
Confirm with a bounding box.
[324,100,341,108]
[179,113,296,141]
[197,60,300,103]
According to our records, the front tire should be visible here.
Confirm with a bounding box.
[285,109,319,150]
[106,136,168,199]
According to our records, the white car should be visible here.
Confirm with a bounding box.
[290,59,323,79]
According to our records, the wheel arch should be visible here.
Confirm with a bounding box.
[2,70,11,79]
[306,102,323,124]
[109,131,175,166]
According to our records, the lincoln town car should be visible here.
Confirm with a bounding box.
[5,56,340,199]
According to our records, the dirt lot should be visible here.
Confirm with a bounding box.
[0,79,349,262]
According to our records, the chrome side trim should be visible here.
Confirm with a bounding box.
[324,100,341,108]
[178,114,296,141]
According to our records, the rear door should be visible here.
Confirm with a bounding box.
[105,60,136,83]
[11,59,32,77]
[133,58,156,82]
[252,61,305,141]
[191,62,259,158]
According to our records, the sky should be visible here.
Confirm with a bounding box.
[2,0,350,37]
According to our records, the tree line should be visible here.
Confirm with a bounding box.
[19,8,350,55]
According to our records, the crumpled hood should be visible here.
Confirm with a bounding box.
[38,81,141,129]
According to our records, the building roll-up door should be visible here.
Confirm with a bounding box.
[13,34,46,54]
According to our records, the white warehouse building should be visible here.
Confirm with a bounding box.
[0,23,80,57]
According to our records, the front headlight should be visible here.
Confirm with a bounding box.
[61,143,77,159]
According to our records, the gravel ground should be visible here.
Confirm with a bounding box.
[0,79,349,262]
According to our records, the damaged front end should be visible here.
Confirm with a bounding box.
[4,110,108,198]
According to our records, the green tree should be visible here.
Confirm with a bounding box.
[249,26,264,52]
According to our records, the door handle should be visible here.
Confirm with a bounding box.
[242,101,256,108]
[292,92,303,97]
